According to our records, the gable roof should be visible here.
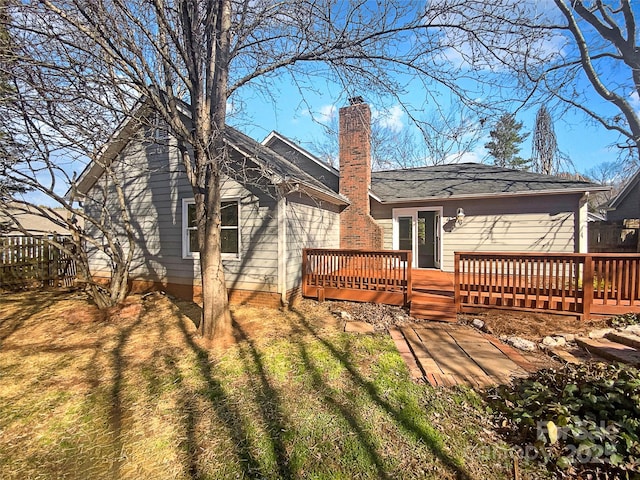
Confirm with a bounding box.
[262,131,339,176]
[608,168,640,210]
[224,127,347,205]
[74,101,348,206]
[370,163,608,203]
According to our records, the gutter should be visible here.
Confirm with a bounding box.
[374,186,611,204]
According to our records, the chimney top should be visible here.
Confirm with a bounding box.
[348,96,364,105]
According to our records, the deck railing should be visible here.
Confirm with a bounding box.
[302,248,412,305]
[455,252,640,318]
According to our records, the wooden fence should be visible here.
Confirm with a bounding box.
[0,235,77,289]
[302,249,412,306]
[589,221,639,253]
[455,252,640,319]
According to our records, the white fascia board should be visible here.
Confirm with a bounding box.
[262,131,339,175]
[376,187,611,204]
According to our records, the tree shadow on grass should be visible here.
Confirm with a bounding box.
[171,297,472,479]
[296,338,392,479]
[289,306,472,480]
[232,320,293,479]
[0,291,60,347]
[175,310,266,479]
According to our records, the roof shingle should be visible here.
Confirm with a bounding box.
[371,163,604,202]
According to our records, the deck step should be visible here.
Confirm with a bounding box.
[412,293,453,304]
[411,311,457,322]
[605,331,640,350]
[575,337,640,366]
[410,301,457,322]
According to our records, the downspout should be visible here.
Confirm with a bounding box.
[578,193,589,253]
[277,187,288,305]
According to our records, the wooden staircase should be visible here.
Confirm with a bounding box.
[410,270,457,322]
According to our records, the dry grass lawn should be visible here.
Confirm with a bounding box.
[0,290,550,479]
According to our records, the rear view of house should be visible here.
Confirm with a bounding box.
[76,98,606,307]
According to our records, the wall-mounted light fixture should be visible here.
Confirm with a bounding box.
[456,207,465,225]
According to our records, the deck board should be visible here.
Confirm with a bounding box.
[413,326,489,380]
[393,323,531,388]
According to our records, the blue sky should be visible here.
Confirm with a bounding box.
[230,74,624,178]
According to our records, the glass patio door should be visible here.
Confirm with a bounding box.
[397,216,414,252]
[393,208,442,269]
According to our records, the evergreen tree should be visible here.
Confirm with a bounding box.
[485,113,530,169]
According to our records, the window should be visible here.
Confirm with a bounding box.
[182,199,240,258]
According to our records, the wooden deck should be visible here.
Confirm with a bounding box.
[390,323,537,388]
[410,269,456,322]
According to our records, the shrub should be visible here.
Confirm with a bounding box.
[609,313,640,329]
[486,363,640,476]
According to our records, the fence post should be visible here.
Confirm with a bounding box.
[582,254,594,320]
[454,252,461,313]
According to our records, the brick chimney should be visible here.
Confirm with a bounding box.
[339,97,383,249]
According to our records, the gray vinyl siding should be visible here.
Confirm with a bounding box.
[285,194,340,291]
[372,194,581,272]
[84,134,279,293]
[267,138,339,192]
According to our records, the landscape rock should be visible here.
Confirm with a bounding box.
[344,320,375,334]
[506,336,537,352]
[555,333,575,343]
[622,324,640,336]
[328,301,412,332]
[588,328,614,339]
[471,319,485,330]
[541,336,567,348]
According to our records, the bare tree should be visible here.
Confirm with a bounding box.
[0,43,142,308]
[450,1,640,165]
[9,1,526,342]
[311,101,482,170]
[531,105,561,175]
[311,115,428,171]
[14,0,588,341]
[0,0,26,201]
[549,0,640,164]
[586,160,626,212]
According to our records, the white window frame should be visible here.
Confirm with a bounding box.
[182,198,241,260]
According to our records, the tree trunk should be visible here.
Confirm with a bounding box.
[198,165,232,342]
[195,0,233,343]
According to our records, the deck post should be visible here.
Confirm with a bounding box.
[582,254,594,320]
[454,252,461,313]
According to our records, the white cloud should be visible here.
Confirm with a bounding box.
[444,150,483,164]
[630,91,640,115]
[373,104,405,133]
[316,104,337,123]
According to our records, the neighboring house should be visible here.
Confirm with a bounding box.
[606,168,640,222]
[588,169,640,252]
[75,98,608,307]
[0,203,77,237]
